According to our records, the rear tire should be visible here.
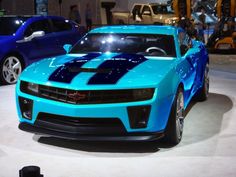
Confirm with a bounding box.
[0,55,23,85]
[164,87,185,145]
[195,63,209,101]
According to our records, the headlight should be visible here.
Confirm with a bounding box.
[132,88,154,100]
[165,19,172,24]
[165,18,177,25]
[20,81,39,95]
[27,83,39,93]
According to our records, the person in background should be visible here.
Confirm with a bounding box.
[85,3,92,32]
[191,0,198,12]
[198,7,206,42]
[69,4,81,24]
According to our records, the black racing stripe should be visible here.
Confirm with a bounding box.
[49,53,101,83]
[88,54,148,85]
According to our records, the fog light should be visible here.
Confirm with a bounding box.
[127,105,151,129]
[19,97,33,120]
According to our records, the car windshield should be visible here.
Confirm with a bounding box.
[70,33,176,57]
[151,5,174,14]
[0,17,29,35]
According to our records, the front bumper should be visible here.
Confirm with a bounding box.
[16,81,173,141]
[19,122,164,141]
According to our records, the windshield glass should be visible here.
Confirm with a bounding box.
[0,17,29,35]
[151,5,174,14]
[70,33,176,57]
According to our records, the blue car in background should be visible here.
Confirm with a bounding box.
[0,15,85,84]
[16,26,209,145]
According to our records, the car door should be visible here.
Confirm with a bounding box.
[17,19,58,62]
[176,32,199,100]
[50,18,80,55]
[141,5,152,24]
[130,5,142,23]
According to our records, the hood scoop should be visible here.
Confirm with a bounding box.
[68,67,112,73]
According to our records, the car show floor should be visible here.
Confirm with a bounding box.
[0,54,236,177]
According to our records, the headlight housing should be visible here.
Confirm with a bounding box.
[165,18,178,25]
[20,81,39,95]
[20,81,155,103]
[27,82,39,93]
[165,19,172,24]
[132,88,154,101]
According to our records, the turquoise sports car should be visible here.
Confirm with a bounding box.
[16,25,209,145]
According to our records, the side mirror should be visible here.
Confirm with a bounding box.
[143,11,151,16]
[186,46,201,55]
[63,44,72,53]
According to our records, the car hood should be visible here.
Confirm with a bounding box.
[20,53,176,90]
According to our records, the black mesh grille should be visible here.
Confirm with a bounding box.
[36,113,126,135]
[20,81,154,104]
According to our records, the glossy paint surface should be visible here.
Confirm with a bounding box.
[16,25,209,133]
[0,16,82,67]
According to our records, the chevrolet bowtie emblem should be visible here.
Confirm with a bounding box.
[68,92,87,101]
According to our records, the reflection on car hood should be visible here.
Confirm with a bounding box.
[20,53,176,89]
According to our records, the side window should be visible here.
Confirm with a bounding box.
[24,20,51,37]
[161,6,168,13]
[142,5,151,14]
[178,31,188,45]
[178,31,190,56]
[52,19,72,32]
[132,5,142,15]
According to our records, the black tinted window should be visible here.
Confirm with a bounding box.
[52,19,72,32]
[24,19,51,37]
[152,5,174,14]
[178,31,191,56]
[142,6,151,14]
[71,33,176,57]
[132,5,142,14]
[0,17,29,35]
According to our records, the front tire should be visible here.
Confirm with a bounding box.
[164,87,185,145]
[0,56,23,85]
[195,63,209,101]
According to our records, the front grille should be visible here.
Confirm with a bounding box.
[36,113,126,135]
[38,113,122,127]
[20,81,154,104]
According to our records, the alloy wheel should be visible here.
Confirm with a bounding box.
[204,63,210,98]
[176,91,184,140]
[2,56,22,84]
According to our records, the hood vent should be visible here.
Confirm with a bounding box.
[68,67,111,73]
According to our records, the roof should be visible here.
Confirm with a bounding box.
[0,15,65,20]
[90,25,178,35]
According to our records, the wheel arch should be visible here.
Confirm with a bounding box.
[162,81,185,130]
